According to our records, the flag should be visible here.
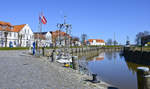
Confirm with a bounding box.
[41,15,47,24]
[39,13,47,24]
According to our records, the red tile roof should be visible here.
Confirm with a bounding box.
[0,21,13,32]
[0,21,26,32]
[88,39,105,43]
[52,30,70,39]
[96,57,104,60]
[0,21,12,26]
[13,24,26,32]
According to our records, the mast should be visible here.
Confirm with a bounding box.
[114,32,116,46]
[57,16,72,56]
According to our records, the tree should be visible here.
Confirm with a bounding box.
[106,38,113,45]
[135,31,150,45]
[126,36,130,45]
[113,40,118,45]
[81,34,87,45]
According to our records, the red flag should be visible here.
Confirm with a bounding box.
[39,13,47,24]
[41,15,47,24]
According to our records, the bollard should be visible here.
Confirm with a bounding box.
[51,50,56,62]
[137,67,149,89]
[72,56,78,70]
[79,48,80,53]
[92,74,100,83]
[42,47,45,56]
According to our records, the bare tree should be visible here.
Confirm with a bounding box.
[126,36,130,45]
[107,38,113,45]
[113,40,118,45]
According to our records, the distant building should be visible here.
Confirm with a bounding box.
[51,30,71,47]
[0,21,34,47]
[88,39,105,46]
[34,32,52,47]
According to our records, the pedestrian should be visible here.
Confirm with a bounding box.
[33,42,36,55]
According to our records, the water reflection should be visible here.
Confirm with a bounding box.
[77,51,150,89]
[93,53,104,61]
[105,52,117,60]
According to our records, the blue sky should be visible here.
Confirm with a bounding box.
[0,0,150,44]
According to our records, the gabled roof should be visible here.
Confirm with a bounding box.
[13,24,26,32]
[88,39,105,43]
[0,21,12,26]
[52,30,70,37]
[0,21,13,32]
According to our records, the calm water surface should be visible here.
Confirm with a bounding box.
[87,51,149,89]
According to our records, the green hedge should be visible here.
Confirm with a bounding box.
[0,47,29,50]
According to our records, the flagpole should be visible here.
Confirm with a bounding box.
[37,12,42,56]
[39,12,43,55]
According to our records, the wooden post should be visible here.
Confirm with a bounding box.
[76,47,77,53]
[72,56,78,70]
[137,67,149,89]
[144,75,150,89]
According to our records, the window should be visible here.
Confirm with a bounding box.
[9,32,11,37]
[25,29,26,34]
[14,41,16,45]
[2,25,7,29]
[10,26,14,30]
[14,33,16,37]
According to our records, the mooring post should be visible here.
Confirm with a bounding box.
[92,74,100,83]
[51,50,56,62]
[72,56,78,70]
[42,47,45,56]
[137,67,149,89]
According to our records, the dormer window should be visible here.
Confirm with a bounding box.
[10,26,14,30]
[2,25,7,29]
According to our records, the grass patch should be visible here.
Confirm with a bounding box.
[0,47,29,50]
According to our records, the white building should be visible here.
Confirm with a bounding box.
[34,32,52,47]
[0,21,34,47]
[88,39,105,46]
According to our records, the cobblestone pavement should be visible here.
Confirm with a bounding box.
[0,50,110,89]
